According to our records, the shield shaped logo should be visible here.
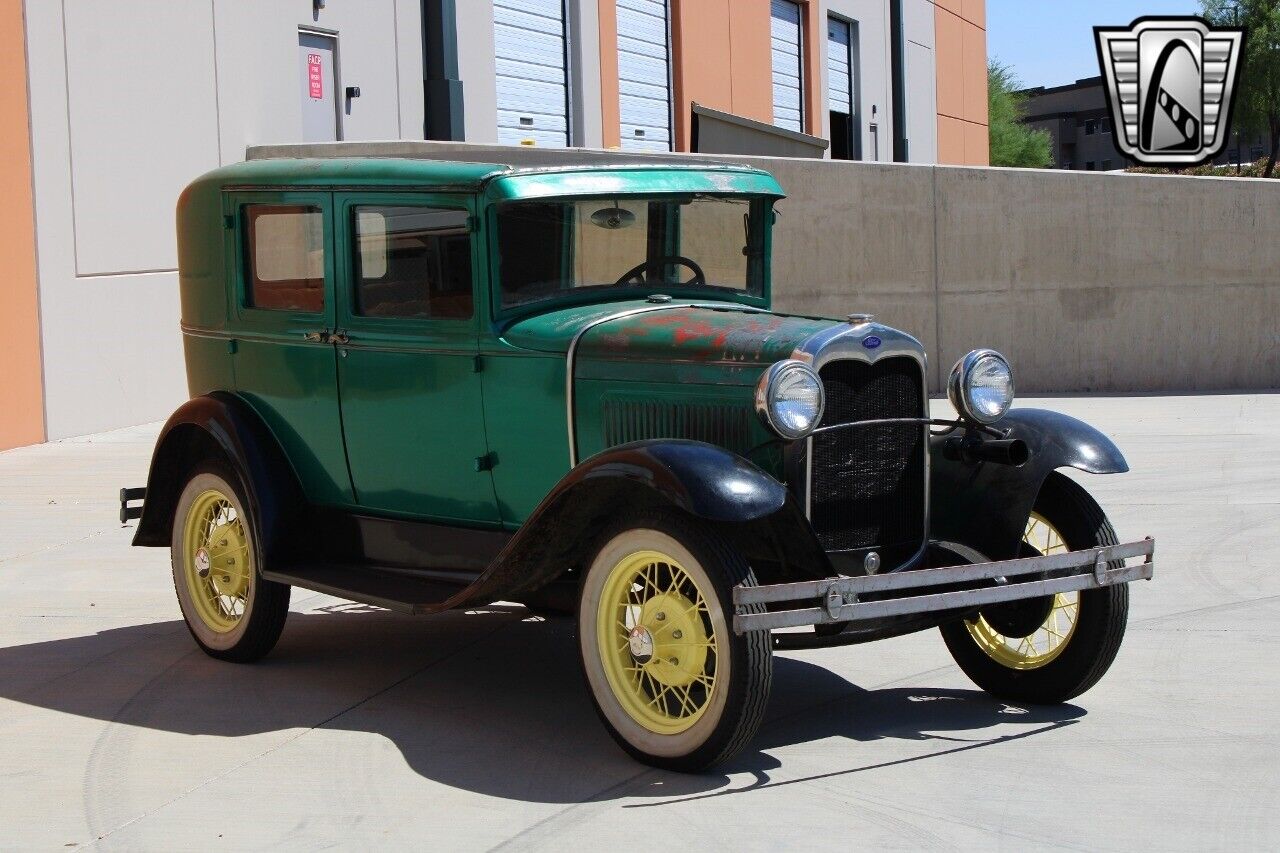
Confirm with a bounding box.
[1095,17,1245,166]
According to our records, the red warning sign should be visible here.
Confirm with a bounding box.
[307,53,323,100]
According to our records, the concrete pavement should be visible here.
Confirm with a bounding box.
[1,394,1277,850]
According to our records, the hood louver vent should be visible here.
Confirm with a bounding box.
[602,399,753,455]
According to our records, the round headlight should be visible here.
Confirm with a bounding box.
[949,349,1014,424]
[756,360,825,440]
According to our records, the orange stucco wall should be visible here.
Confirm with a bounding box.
[598,0,622,148]
[0,0,45,450]
[934,0,989,165]
[671,0,775,151]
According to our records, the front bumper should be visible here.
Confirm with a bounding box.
[732,537,1155,634]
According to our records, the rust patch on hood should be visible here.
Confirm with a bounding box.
[582,306,835,366]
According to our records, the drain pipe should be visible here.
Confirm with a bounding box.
[422,0,465,140]
[889,0,908,162]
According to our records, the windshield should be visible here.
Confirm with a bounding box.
[495,195,768,310]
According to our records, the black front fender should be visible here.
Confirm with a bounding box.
[930,408,1128,561]
[456,440,831,608]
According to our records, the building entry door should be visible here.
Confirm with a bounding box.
[299,31,340,142]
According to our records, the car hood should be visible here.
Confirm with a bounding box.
[501,301,838,366]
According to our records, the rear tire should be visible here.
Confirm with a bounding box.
[171,464,290,663]
[578,510,771,772]
[941,473,1129,704]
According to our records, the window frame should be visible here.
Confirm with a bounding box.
[486,192,774,323]
[333,192,482,337]
[226,190,336,336]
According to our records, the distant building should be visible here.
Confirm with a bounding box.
[1019,76,1266,171]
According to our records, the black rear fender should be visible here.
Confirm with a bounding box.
[132,392,304,565]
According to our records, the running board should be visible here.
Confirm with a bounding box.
[263,563,479,615]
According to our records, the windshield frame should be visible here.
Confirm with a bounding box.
[486,192,774,322]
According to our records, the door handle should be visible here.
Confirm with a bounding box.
[303,330,330,343]
[330,331,350,345]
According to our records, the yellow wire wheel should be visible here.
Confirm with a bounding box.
[595,549,719,735]
[578,519,767,767]
[171,470,262,653]
[180,487,253,633]
[964,512,1081,670]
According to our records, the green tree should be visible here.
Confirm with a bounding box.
[1202,0,1280,177]
[988,60,1054,168]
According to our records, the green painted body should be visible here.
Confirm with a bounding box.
[175,157,841,530]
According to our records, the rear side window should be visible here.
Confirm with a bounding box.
[245,205,325,312]
[353,206,473,320]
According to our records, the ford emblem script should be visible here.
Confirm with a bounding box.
[863,336,882,350]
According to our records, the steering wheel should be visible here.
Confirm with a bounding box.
[614,256,707,287]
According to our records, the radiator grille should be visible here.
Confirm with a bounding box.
[810,357,926,555]
[602,399,753,454]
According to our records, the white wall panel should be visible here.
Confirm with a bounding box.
[827,17,853,115]
[63,2,220,275]
[617,0,671,151]
[26,0,423,439]
[494,0,569,146]
[770,0,804,132]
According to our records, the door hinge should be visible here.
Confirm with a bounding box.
[473,354,483,373]
[473,453,495,472]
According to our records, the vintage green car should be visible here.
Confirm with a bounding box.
[123,156,1154,771]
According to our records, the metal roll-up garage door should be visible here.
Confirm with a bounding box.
[617,0,671,151]
[770,0,804,133]
[494,0,569,147]
[827,16,858,159]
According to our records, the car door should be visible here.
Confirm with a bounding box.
[225,191,352,506]
[333,192,501,524]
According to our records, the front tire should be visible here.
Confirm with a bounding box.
[578,511,772,772]
[171,464,290,662]
[941,472,1129,704]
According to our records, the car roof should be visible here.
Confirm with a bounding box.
[192,157,785,199]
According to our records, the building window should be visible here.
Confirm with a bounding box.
[1085,161,1096,170]
[353,206,473,319]
[1102,159,1113,170]
[1084,119,1098,136]
[245,205,325,313]
[1250,146,1265,160]
[1062,162,1073,170]
[770,0,805,133]
[1101,117,1111,134]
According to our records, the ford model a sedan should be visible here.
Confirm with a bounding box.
[124,156,1154,771]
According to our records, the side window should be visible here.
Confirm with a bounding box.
[353,205,473,319]
[245,205,325,312]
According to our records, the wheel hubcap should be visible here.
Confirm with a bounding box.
[965,512,1081,670]
[597,549,719,735]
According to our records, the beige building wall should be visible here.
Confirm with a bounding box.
[22,0,424,441]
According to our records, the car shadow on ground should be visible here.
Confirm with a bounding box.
[4,605,1084,804]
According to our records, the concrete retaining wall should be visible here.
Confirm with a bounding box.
[254,140,1280,394]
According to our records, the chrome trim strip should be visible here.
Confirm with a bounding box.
[790,321,932,566]
[565,303,723,467]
